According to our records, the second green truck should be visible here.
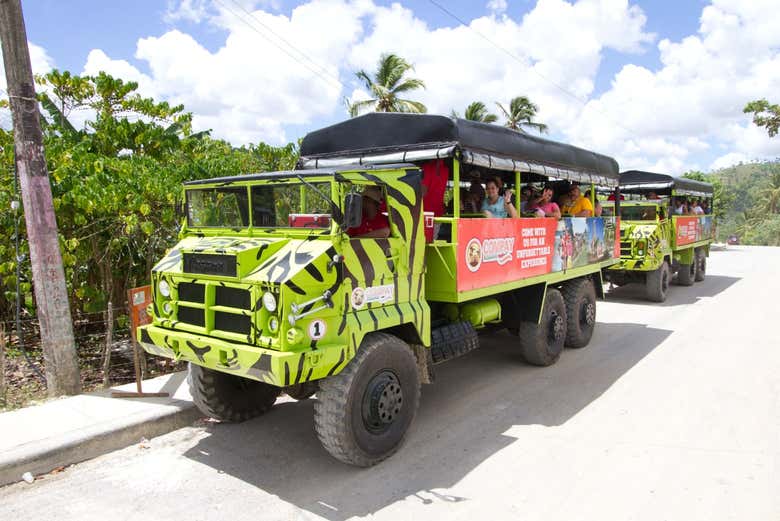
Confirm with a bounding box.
[603,170,715,302]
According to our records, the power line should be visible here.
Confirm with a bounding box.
[212,0,344,91]
[426,0,645,141]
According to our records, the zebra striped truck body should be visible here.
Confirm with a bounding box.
[139,113,626,466]
[603,170,715,302]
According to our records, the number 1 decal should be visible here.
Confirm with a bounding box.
[309,319,326,340]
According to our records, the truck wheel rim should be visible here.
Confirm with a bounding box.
[362,370,404,434]
[550,313,565,342]
[583,301,596,326]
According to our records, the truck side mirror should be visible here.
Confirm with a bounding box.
[344,193,363,229]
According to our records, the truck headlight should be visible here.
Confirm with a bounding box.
[267,316,279,333]
[159,279,171,298]
[262,292,277,312]
[162,302,173,316]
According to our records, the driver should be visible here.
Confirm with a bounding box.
[347,186,390,238]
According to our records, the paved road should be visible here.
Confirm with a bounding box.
[2,246,778,521]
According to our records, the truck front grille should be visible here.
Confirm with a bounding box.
[215,311,251,336]
[177,306,205,327]
[168,280,258,342]
[182,253,237,277]
[215,286,250,309]
[178,282,205,303]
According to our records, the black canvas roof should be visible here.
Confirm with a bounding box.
[184,163,415,186]
[620,170,713,196]
[299,113,620,186]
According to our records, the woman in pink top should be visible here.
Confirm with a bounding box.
[526,185,562,219]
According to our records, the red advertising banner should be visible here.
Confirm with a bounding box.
[458,218,557,292]
[457,217,620,292]
[676,217,698,245]
[675,216,714,246]
[614,217,621,259]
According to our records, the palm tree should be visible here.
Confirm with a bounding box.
[759,172,780,214]
[348,53,427,117]
[495,96,548,134]
[460,101,498,123]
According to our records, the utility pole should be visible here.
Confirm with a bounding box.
[0,0,81,395]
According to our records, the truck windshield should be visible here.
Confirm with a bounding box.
[620,205,657,221]
[186,182,333,229]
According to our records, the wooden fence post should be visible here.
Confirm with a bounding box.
[0,323,6,406]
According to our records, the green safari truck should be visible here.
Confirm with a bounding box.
[602,170,715,302]
[139,113,623,466]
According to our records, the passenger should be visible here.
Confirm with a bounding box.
[585,190,603,217]
[526,184,561,219]
[607,192,625,201]
[347,186,390,238]
[691,199,704,215]
[702,200,711,214]
[468,179,485,212]
[646,191,661,200]
[556,191,571,209]
[561,184,594,217]
[482,177,518,218]
[520,186,532,213]
[420,159,449,217]
[673,199,686,215]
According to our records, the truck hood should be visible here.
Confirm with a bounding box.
[152,236,334,283]
[624,224,659,240]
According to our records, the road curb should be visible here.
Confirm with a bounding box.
[0,400,200,487]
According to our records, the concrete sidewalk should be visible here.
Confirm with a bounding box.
[0,371,200,486]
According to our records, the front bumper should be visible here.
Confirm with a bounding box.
[607,257,659,272]
[138,324,349,387]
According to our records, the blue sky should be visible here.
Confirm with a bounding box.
[12,0,780,173]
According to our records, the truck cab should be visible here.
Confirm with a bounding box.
[603,170,715,301]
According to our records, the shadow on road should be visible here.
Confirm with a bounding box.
[605,275,740,307]
[183,321,671,520]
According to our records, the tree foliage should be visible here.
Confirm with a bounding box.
[496,96,548,134]
[459,101,498,123]
[0,70,299,320]
[688,161,780,246]
[744,99,780,138]
[348,53,427,116]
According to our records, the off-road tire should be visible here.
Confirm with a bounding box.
[517,288,567,366]
[676,257,697,286]
[562,278,597,348]
[187,363,280,422]
[284,381,319,400]
[314,333,420,467]
[645,261,670,302]
[694,248,706,282]
[430,321,479,364]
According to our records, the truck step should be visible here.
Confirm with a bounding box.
[430,321,479,365]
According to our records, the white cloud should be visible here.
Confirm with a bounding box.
[16,0,780,174]
[80,0,653,145]
[347,0,653,132]
[487,0,508,15]
[710,152,749,171]
[0,41,55,92]
[0,42,55,128]
[567,0,780,172]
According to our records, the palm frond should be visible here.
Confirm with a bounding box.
[396,99,427,114]
[392,78,426,94]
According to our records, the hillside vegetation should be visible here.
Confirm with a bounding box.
[687,160,780,245]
